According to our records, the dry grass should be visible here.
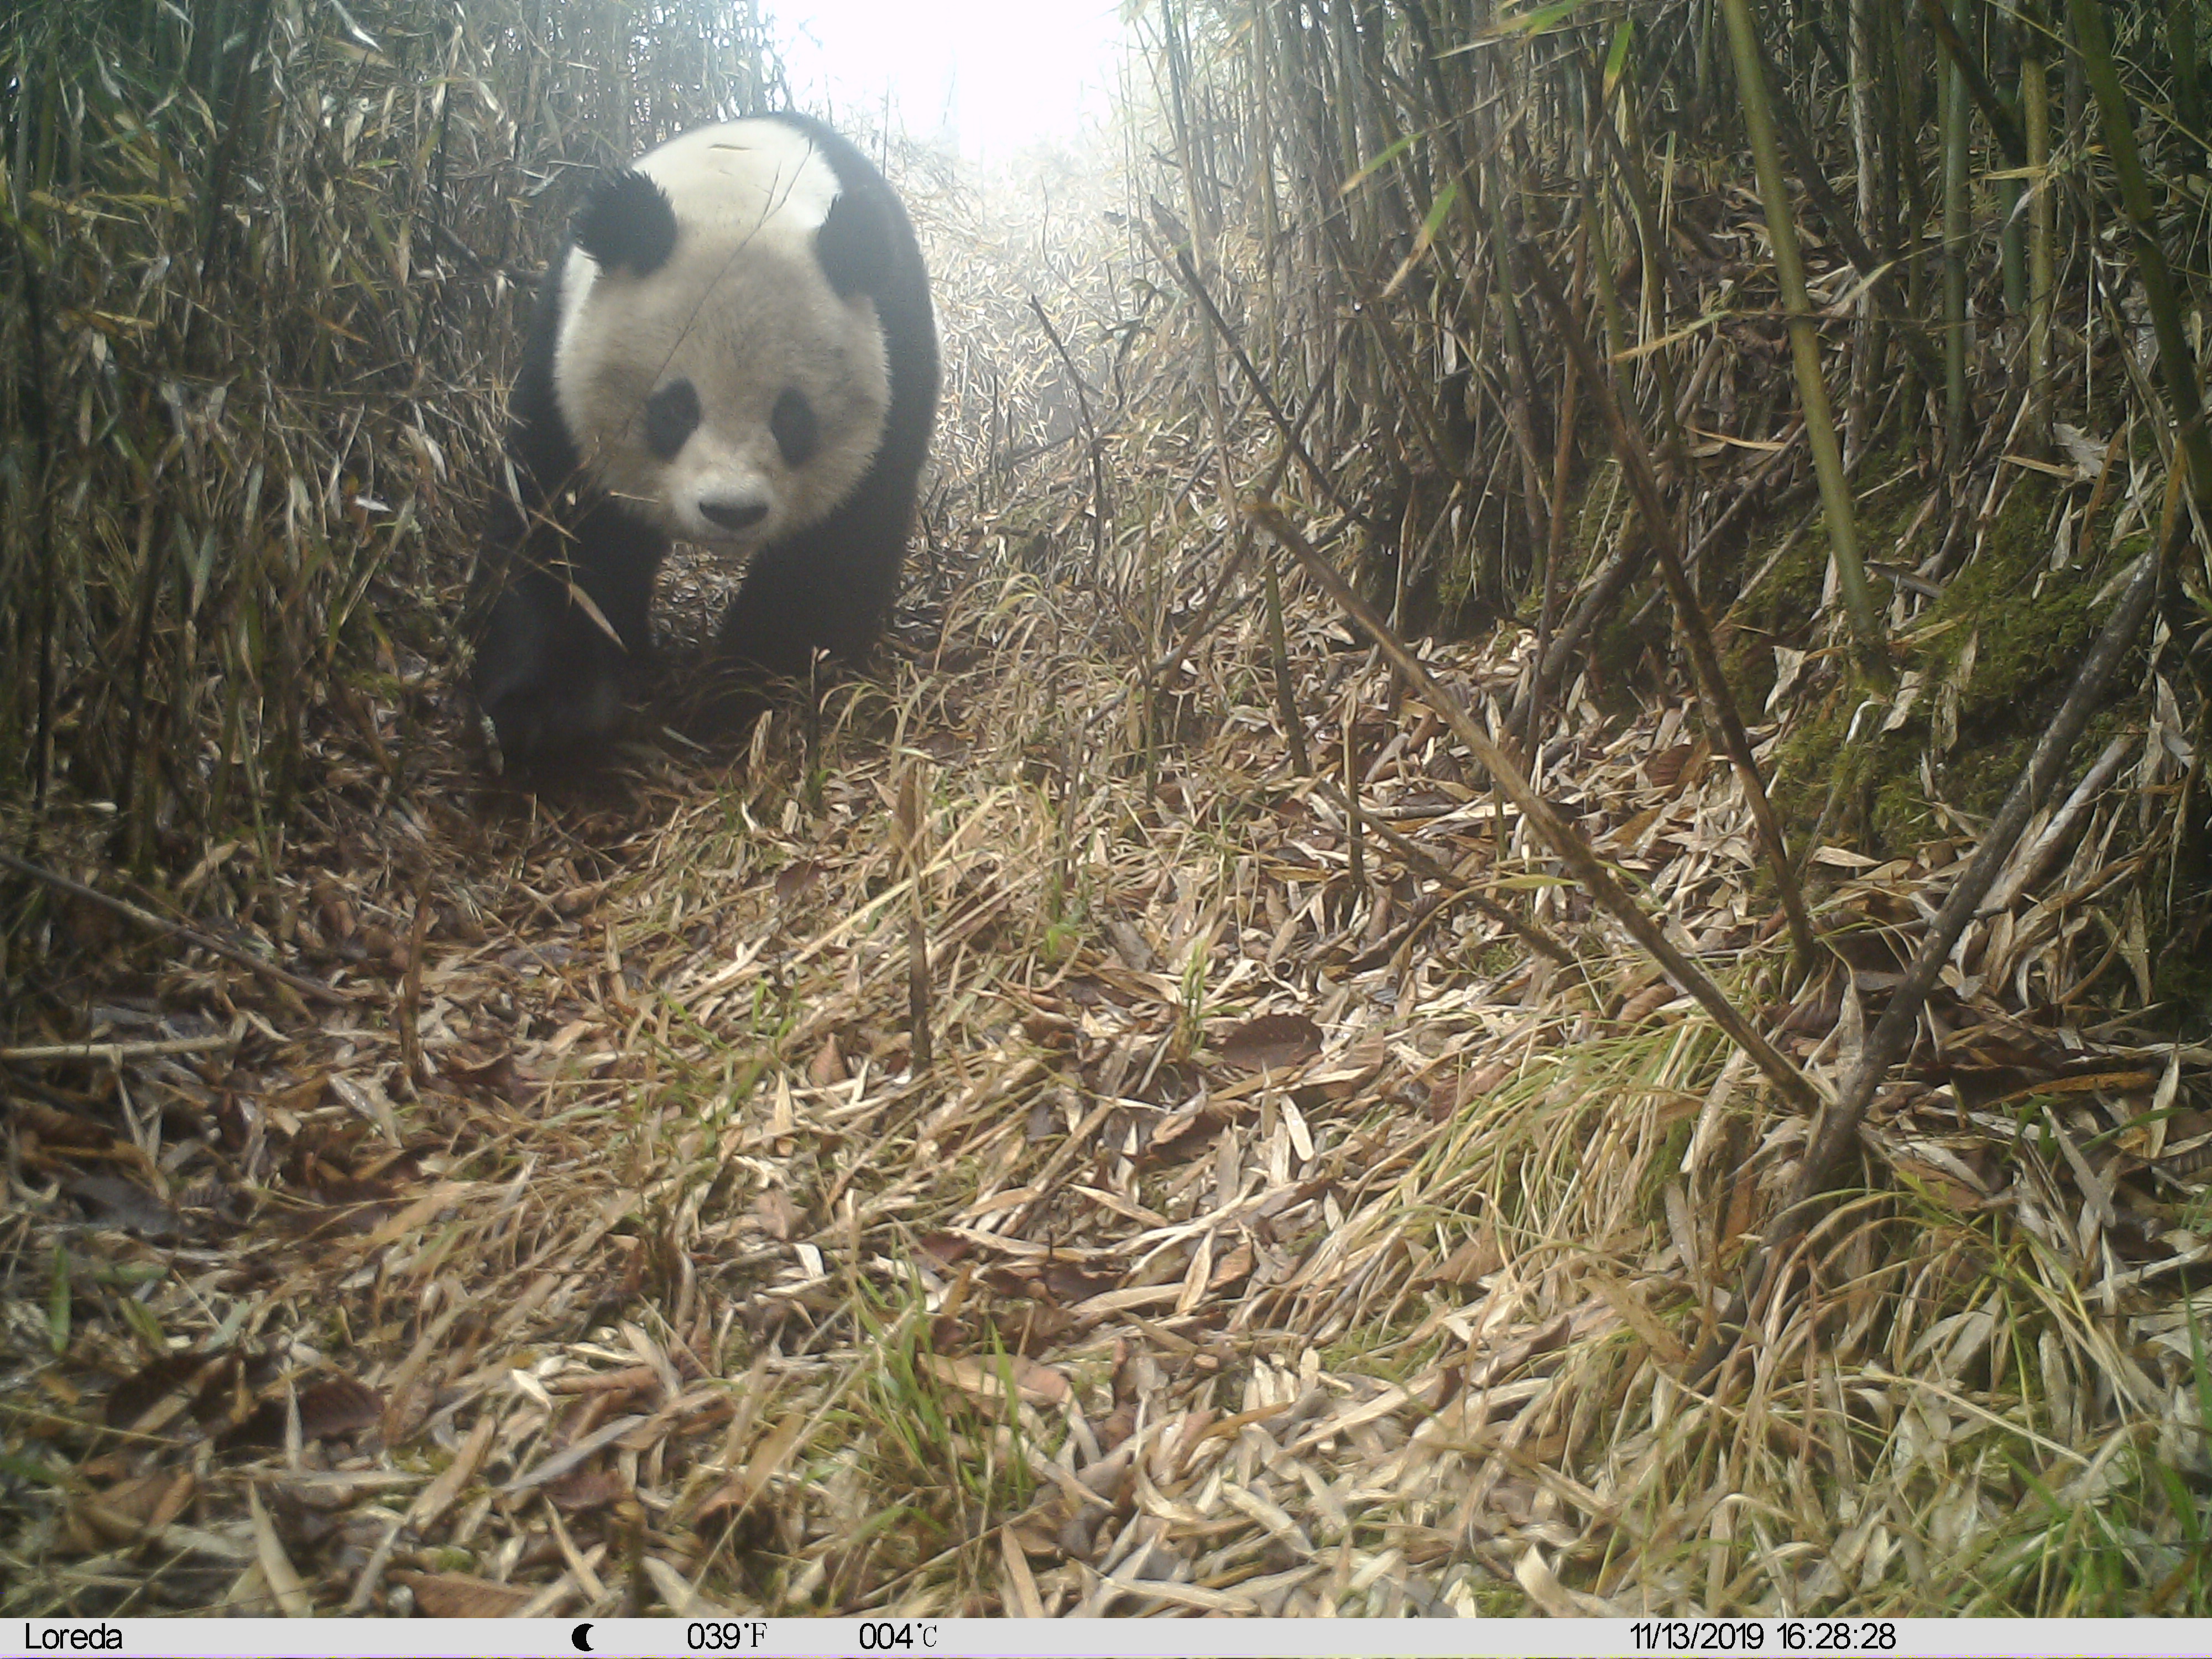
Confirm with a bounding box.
[7,0,2212,1625]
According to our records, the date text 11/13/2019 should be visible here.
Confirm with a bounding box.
[1630,1620,1900,1655]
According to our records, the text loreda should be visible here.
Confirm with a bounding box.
[23,1627,122,1650]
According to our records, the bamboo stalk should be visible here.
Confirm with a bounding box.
[1847,0,1879,458]
[1940,0,1973,470]
[1263,559,1310,775]
[1914,0,2030,164]
[1527,327,1580,759]
[1718,0,1885,666]
[1992,7,2028,318]
[1583,67,1692,466]
[2175,0,2207,145]
[1394,0,1553,565]
[1691,532,2168,1384]
[2067,0,2212,510]
[2024,7,2055,452]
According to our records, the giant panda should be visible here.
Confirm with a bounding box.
[473,113,938,767]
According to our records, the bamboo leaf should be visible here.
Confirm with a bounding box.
[48,1245,70,1357]
[1383,179,1460,296]
[1339,133,1418,195]
[1610,308,1725,361]
[1495,0,1594,38]
[1603,15,1634,100]
[1438,0,1597,53]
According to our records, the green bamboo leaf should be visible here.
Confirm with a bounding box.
[1421,179,1459,243]
[1384,180,1461,296]
[0,1452,62,1488]
[1603,14,1634,99]
[48,1244,70,1357]
[1438,0,1595,54]
[118,1293,167,1350]
[1340,133,1417,195]
[0,204,58,264]
[1495,0,1595,39]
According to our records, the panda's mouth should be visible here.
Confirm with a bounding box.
[697,498,770,535]
[679,519,770,554]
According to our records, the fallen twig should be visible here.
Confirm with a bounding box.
[1248,498,1823,1120]
[0,1031,238,1064]
[1517,236,1820,971]
[0,849,362,1006]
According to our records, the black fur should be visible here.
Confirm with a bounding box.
[573,169,677,275]
[814,191,891,299]
[770,387,818,467]
[472,114,938,769]
[643,378,701,460]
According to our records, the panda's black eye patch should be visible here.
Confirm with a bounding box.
[642,379,700,460]
[771,388,819,467]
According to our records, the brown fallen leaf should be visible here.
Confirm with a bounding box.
[917,1352,1072,1407]
[1207,1239,1254,1291]
[70,1469,197,1547]
[1435,1230,1504,1286]
[753,1188,801,1240]
[808,1034,848,1085]
[1215,1010,1322,1072]
[546,1467,630,1513]
[1618,981,1682,1026]
[298,1375,383,1441]
[399,1571,536,1617]
[105,1350,220,1429]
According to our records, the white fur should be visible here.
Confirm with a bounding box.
[551,119,890,550]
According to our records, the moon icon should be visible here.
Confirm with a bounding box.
[571,1623,594,1652]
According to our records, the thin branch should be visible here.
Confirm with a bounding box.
[1027,295,1112,561]
[1310,775,1578,968]
[1,1032,238,1064]
[0,850,362,1006]
[1248,500,1824,1121]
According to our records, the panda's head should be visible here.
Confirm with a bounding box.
[550,120,895,549]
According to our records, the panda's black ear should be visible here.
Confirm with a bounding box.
[575,170,677,275]
[814,191,891,300]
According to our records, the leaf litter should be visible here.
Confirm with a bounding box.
[5,130,2211,1631]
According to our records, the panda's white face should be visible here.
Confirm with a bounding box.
[551,120,891,550]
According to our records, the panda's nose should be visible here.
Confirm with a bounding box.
[700,498,769,532]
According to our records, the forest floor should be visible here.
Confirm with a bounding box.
[6,140,2212,1618]
[6,498,2208,1618]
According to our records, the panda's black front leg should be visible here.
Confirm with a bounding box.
[716,512,903,685]
[473,506,665,768]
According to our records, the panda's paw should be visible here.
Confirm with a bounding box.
[478,661,627,773]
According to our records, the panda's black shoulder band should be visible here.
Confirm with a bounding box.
[575,169,677,275]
